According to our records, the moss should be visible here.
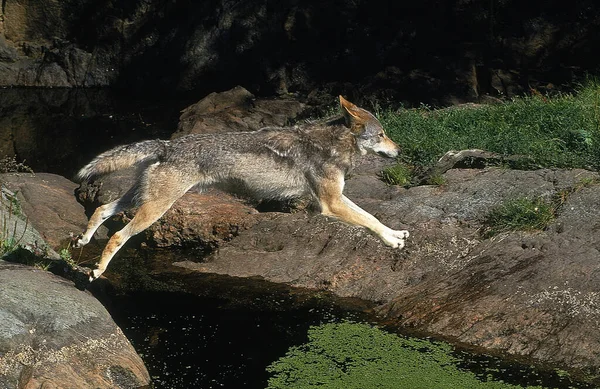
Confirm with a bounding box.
[266,322,543,389]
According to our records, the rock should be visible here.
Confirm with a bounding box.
[146,190,264,250]
[0,36,18,63]
[173,86,306,137]
[0,260,150,389]
[0,172,103,250]
[68,99,600,380]
[0,186,60,260]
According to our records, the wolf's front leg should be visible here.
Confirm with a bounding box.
[317,173,409,248]
[340,195,409,248]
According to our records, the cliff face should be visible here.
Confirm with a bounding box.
[1,0,599,103]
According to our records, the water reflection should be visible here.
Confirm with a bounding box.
[0,88,187,178]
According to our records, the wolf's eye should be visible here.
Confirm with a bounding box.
[378,133,385,138]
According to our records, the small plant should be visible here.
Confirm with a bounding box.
[380,163,413,186]
[0,192,28,256]
[59,247,76,268]
[2,189,22,216]
[0,156,34,174]
[481,197,555,238]
[426,172,447,186]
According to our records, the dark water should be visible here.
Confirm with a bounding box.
[2,88,597,389]
[0,87,191,177]
[99,268,597,389]
[109,289,367,388]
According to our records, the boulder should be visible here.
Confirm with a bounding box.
[174,86,306,138]
[0,172,102,250]
[0,260,150,389]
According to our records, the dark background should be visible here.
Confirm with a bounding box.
[1,0,599,105]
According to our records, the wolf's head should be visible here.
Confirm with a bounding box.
[339,96,400,158]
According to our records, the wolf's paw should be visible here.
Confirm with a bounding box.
[381,229,409,249]
[73,235,89,249]
[88,268,104,282]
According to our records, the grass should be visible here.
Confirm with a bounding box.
[0,190,27,256]
[481,197,556,238]
[380,163,413,186]
[379,79,600,171]
[266,322,545,389]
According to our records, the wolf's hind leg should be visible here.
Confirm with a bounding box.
[89,164,199,281]
[74,199,127,248]
[89,198,177,281]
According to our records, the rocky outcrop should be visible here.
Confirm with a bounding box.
[0,173,148,388]
[60,89,600,381]
[1,0,598,103]
[0,260,150,389]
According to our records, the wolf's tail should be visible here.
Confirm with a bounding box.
[76,139,169,182]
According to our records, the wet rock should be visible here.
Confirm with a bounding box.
[0,260,150,389]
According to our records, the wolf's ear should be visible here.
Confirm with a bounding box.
[339,95,370,134]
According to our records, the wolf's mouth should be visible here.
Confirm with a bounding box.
[377,151,397,158]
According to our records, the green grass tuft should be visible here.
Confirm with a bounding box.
[482,197,555,238]
[380,163,413,186]
[379,79,600,170]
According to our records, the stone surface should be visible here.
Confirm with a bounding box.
[0,172,101,250]
[172,166,600,381]
[174,86,306,137]
[67,91,600,381]
[0,260,150,389]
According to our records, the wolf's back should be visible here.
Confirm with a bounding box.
[76,139,169,181]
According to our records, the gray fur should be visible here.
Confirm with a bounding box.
[76,139,169,181]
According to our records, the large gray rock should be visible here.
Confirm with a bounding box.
[0,261,150,389]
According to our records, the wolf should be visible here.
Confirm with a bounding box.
[75,96,409,281]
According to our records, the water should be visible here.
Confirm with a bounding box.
[0,87,189,177]
[97,263,372,389]
[109,290,365,388]
[99,267,597,389]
